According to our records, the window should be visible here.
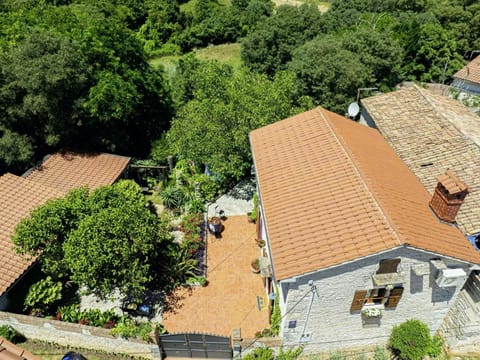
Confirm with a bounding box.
[376,259,401,274]
[350,287,404,312]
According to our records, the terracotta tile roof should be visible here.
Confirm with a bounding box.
[25,152,131,194]
[362,85,480,236]
[437,170,470,194]
[0,337,42,360]
[0,152,130,297]
[453,56,480,85]
[250,107,480,280]
[0,174,63,296]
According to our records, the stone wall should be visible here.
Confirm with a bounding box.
[278,247,469,353]
[439,271,480,353]
[0,311,160,359]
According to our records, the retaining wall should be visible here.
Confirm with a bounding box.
[0,311,160,359]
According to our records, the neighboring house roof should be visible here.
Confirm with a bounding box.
[453,55,480,85]
[250,107,480,280]
[362,85,480,236]
[0,152,131,298]
[25,153,131,194]
[0,174,63,297]
[0,337,42,360]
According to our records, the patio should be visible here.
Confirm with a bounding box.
[162,215,270,338]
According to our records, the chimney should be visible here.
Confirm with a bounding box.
[429,170,470,223]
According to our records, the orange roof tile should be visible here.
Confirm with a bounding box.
[25,152,130,194]
[361,85,480,235]
[0,152,130,297]
[453,55,480,85]
[0,337,42,360]
[250,107,480,280]
[0,174,63,296]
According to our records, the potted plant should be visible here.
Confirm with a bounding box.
[208,216,222,234]
[251,258,260,273]
[361,307,382,318]
[256,239,266,248]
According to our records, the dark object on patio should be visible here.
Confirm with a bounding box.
[208,216,223,235]
[62,352,87,360]
[122,300,153,317]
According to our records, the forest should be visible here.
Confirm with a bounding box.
[0,0,478,185]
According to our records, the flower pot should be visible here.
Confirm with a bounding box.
[251,258,260,273]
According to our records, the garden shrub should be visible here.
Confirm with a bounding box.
[0,325,25,343]
[373,346,388,360]
[270,289,281,336]
[329,351,346,360]
[24,276,63,312]
[243,347,274,360]
[389,319,433,360]
[110,318,163,342]
[427,335,444,358]
[277,347,303,360]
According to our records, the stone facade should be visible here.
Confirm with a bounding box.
[0,311,160,359]
[277,247,471,353]
[439,271,480,352]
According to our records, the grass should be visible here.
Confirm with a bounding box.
[149,43,242,77]
[195,43,242,69]
[19,340,136,360]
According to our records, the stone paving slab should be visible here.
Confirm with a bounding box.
[162,215,269,338]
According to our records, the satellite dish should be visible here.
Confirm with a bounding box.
[347,102,360,118]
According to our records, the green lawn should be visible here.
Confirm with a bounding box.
[195,43,241,69]
[149,43,242,77]
[19,340,136,360]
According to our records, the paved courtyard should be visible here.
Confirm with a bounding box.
[162,215,269,338]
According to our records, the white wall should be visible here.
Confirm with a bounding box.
[452,79,480,95]
[278,247,470,353]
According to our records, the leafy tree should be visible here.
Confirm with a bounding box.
[0,31,90,165]
[342,26,404,89]
[64,200,158,298]
[163,58,312,183]
[288,36,370,113]
[14,180,173,299]
[0,4,173,171]
[13,188,90,278]
[402,23,464,82]
[241,4,323,76]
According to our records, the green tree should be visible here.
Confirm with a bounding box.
[288,36,370,113]
[64,201,158,298]
[402,23,464,82]
[0,4,173,171]
[0,31,90,164]
[162,59,312,183]
[14,180,172,299]
[13,188,90,278]
[241,4,323,76]
[342,26,404,89]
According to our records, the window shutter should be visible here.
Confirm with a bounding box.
[350,290,367,312]
[385,287,404,308]
[377,259,401,274]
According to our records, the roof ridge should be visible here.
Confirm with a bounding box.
[317,107,403,247]
[413,85,461,129]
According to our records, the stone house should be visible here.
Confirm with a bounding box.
[0,152,130,311]
[249,107,480,352]
[361,86,480,351]
[361,85,480,244]
[451,55,480,95]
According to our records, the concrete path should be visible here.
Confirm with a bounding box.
[207,178,256,217]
